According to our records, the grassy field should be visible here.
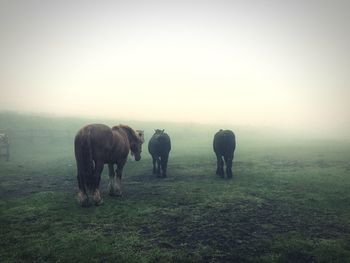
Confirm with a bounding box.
[1,113,350,262]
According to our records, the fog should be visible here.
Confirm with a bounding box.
[1,0,349,139]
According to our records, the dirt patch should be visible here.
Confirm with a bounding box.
[140,198,350,262]
[0,173,75,198]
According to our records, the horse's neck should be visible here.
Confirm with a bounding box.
[117,126,137,144]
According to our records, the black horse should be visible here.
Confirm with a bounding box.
[148,129,171,177]
[213,129,236,178]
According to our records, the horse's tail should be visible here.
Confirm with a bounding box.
[74,128,95,193]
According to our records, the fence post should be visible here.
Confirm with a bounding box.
[6,142,9,161]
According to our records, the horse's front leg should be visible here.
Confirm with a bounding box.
[108,163,118,196]
[77,169,89,207]
[115,158,127,196]
[92,161,104,206]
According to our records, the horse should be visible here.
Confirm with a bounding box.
[213,129,236,178]
[74,124,144,207]
[148,129,171,178]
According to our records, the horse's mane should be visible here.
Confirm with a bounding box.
[112,125,139,142]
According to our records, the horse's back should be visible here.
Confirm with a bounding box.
[75,124,115,161]
[213,129,235,156]
[75,124,111,139]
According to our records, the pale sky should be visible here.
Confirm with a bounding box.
[1,0,349,136]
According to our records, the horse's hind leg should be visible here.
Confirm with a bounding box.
[161,154,169,178]
[152,156,157,174]
[92,162,104,206]
[76,164,89,207]
[224,155,233,178]
[77,178,89,207]
[156,157,161,177]
[216,154,224,177]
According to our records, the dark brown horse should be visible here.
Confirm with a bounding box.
[213,129,236,178]
[74,124,144,207]
[148,129,171,178]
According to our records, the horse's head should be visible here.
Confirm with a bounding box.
[117,125,145,161]
[130,130,144,161]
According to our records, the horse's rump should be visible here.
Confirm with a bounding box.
[213,129,236,156]
[74,126,95,192]
[148,131,171,156]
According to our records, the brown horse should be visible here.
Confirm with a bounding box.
[74,124,144,207]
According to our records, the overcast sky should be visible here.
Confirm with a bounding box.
[0,0,349,136]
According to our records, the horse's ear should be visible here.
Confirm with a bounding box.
[162,129,164,133]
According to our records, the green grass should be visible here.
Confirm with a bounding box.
[1,113,350,262]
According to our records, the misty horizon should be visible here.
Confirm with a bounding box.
[1,0,349,139]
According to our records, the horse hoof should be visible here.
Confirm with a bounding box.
[94,199,103,206]
[77,192,90,207]
[81,198,91,208]
[109,191,122,197]
[216,170,224,177]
